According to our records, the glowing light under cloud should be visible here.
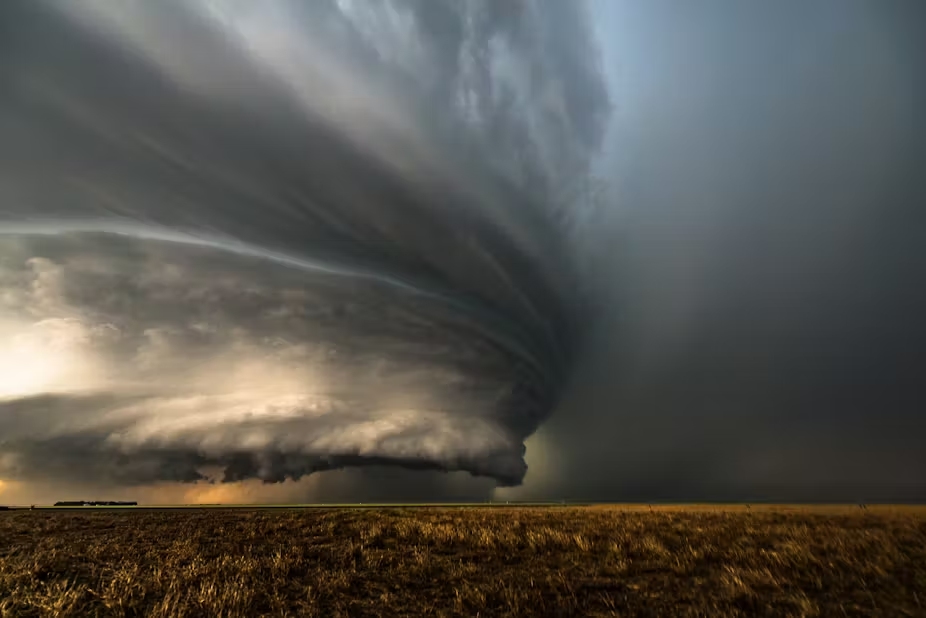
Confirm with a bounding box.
[0,320,94,399]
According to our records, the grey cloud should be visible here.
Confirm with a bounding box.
[498,0,926,503]
[3,0,924,504]
[0,232,542,487]
[0,0,612,493]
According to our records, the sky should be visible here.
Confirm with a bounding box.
[504,0,926,503]
[1,0,925,504]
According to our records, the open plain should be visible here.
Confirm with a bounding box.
[1,505,925,617]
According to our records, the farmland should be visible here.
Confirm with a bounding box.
[1,505,925,616]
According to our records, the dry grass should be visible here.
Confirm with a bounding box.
[1,505,925,617]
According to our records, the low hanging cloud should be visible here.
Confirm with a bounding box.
[0,233,546,487]
[6,0,924,505]
[0,0,611,494]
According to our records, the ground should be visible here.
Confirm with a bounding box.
[1,505,925,616]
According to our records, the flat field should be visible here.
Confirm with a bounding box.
[1,505,925,617]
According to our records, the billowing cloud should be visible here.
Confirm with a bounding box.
[0,233,547,487]
[0,0,610,493]
[3,0,925,504]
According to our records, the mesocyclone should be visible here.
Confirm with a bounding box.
[0,0,610,487]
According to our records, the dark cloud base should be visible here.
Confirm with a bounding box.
[0,0,609,491]
[2,0,926,504]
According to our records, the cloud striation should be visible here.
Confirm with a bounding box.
[0,0,610,490]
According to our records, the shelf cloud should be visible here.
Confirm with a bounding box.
[2,0,925,505]
[0,0,608,493]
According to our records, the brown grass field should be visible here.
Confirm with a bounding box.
[1,505,925,617]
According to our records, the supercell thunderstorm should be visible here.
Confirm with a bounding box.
[0,1,610,488]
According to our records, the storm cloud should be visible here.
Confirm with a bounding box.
[2,0,925,504]
[501,0,926,503]
[0,0,608,493]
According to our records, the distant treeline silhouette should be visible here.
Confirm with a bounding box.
[53,501,138,507]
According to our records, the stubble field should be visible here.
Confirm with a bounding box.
[1,505,925,617]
